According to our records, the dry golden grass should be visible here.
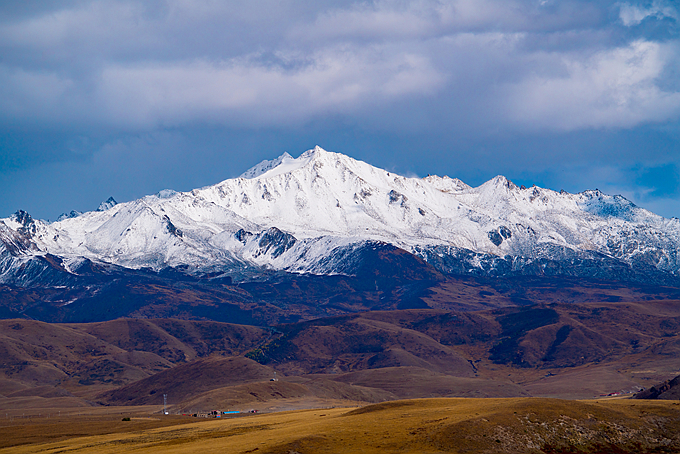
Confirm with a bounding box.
[1,398,679,454]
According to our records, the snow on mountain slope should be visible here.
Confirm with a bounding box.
[195,147,680,269]
[239,152,296,179]
[97,196,118,212]
[1,146,680,285]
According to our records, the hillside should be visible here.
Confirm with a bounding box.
[2,300,679,412]
[635,374,680,400]
[3,264,680,324]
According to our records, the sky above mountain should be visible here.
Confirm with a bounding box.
[1,0,679,220]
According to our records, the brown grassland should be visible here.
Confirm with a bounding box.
[2,288,680,453]
[1,397,679,454]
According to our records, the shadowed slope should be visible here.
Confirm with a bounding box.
[100,356,277,406]
[3,300,680,410]
[635,374,680,400]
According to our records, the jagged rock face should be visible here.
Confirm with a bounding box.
[163,215,183,238]
[254,227,296,259]
[0,221,36,257]
[97,196,117,212]
[488,226,512,247]
[56,210,82,222]
[1,146,680,286]
[11,210,37,237]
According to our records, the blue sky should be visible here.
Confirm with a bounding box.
[1,0,679,220]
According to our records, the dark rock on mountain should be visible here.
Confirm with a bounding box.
[255,227,296,259]
[96,196,117,211]
[635,374,680,400]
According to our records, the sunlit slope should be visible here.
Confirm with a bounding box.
[2,398,679,454]
[3,146,680,284]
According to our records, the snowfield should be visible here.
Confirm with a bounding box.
[1,146,679,284]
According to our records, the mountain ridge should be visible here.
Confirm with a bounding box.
[1,146,679,288]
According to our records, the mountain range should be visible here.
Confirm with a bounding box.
[2,146,680,291]
[2,147,680,431]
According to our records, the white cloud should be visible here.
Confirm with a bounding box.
[297,1,435,41]
[502,40,680,130]
[0,1,679,133]
[619,1,678,26]
[296,0,553,42]
[94,46,446,128]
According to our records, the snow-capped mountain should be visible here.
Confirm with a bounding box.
[2,146,680,286]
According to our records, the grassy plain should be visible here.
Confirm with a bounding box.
[1,398,679,454]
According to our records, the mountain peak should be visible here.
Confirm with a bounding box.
[1,146,678,288]
[11,210,34,227]
[422,175,470,193]
[156,189,178,199]
[97,197,117,212]
[479,175,519,192]
[492,175,517,188]
[56,210,82,222]
[240,152,295,179]
[241,146,335,180]
[300,145,328,159]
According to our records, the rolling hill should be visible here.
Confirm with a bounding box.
[2,300,679,412]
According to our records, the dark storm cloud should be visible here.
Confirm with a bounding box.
[0,0,679,219]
